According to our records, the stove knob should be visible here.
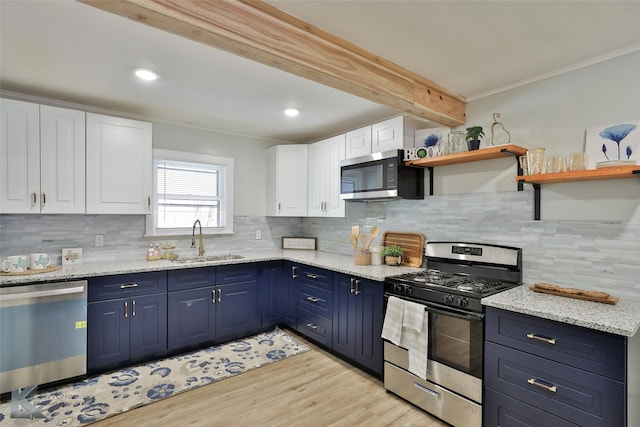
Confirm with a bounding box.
[443,294,454,304]
[459,297,469,307]
[406,286,413,295]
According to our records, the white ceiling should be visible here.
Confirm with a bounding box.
[2,1,640,143]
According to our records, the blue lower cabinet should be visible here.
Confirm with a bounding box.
[215,281,259,342]
[167,265,259,352]
[88,272,167,372]
[167,286,216,351]
[332,273,384,376]
[484,307,627,427]
[484,388,579,427]
[297,307,332,347]
[281,262,299,328]
[88,293,167,371]
[260,261,284,328]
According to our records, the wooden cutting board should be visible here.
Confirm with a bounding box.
[529,283,619,305]
[382,231,425,267]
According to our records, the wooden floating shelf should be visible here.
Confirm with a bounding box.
[517,165,640,184]
[406,144,527,167]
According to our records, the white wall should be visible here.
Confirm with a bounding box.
[457,51,640,221]
[152,122,282,217]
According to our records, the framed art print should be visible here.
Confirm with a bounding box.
[585,120,639,169]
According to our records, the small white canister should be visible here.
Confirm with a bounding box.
[370,246,383,266]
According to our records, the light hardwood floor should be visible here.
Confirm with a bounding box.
[92,330,448,427]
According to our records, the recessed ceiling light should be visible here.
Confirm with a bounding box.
[284,108,300,117]
[135,69,158,81]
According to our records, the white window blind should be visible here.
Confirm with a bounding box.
[156,159,225,229]
[147,149,234,236]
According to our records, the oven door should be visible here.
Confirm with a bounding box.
[428,303,484,379]
[383,293,484,379]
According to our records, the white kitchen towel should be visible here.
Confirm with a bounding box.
[402,300,424,332]
[381,296,405,346]
[400,311,429,380]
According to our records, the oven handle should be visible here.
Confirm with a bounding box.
[384,293,484,322]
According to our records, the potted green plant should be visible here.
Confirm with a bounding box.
[382,245,403,266]
[464,126,485,151]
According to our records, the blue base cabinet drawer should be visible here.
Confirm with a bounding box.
[485,341,625,427]
[484,388,579,427]
[297,308,332,348]
[485,307,625,380]
[89,271,167,301]
[298,282,333,316]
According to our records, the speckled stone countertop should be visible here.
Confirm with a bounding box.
[482,285,640,337]
[0,249,421,286]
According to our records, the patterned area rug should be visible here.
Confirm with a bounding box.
[0,327,308,426]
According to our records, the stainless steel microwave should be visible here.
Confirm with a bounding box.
[340,149,424,200]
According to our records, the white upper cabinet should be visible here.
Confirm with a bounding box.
[345,115,419,159]
[40,105,86,213]
[0,99,85,214]
[308,134,345,217]
[266,144,308,217]
[86,113,152,214]
[372,115,405,153]
[345,125,372,159]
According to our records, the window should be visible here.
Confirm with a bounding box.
[146,149,234,236]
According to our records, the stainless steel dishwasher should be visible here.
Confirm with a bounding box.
[0,280,87,394]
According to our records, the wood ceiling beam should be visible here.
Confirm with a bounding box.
[78,0,466,127]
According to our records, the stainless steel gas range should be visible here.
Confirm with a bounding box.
[383,242,522,427]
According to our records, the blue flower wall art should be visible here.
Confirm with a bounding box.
[585,120,640,169]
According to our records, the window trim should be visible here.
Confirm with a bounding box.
[145,148,234,237]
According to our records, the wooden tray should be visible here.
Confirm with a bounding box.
[0,265,60,276]
[382,231,425,267]
[529,283,619,305]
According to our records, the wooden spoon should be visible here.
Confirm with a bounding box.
[350,235,358,249]
[351,225,359,238]
[366,226,380,249]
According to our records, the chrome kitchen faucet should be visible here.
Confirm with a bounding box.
[191,219,205,256]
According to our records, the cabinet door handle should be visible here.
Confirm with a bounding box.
[355,279,360,296]
[212,289,216,304]
[32,192,37,206]
[305,323,318,331]
[41,192,46,206]
[526,333,556,345]
[350,278,355,294]
[527,378,557,393]
[217,288,222,303]
[124,301,128,318]
[291,266,298,279]
[306,296,320,303]
[120,283,139,289]
[132,299,136,317]
[278,202,281,212]
[147,196,151,211]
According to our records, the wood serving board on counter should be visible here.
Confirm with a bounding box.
[529,283,619,305]
[0,265,60,276]
[382,232,425,267]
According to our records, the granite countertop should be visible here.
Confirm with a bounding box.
[0,249,421,286]
[482,285,640,337]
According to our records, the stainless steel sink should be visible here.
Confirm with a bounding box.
[171,254,244,264]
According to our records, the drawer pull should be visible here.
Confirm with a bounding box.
[526,333,556,345]
[412,382,440,398]
[120,283,139,289]
[527,378,557,393]
[306,296,320,303]
[306,273,319,279]
[305,323,318,330]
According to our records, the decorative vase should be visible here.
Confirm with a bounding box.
[385,255,402,266]
[467,140,481,150]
